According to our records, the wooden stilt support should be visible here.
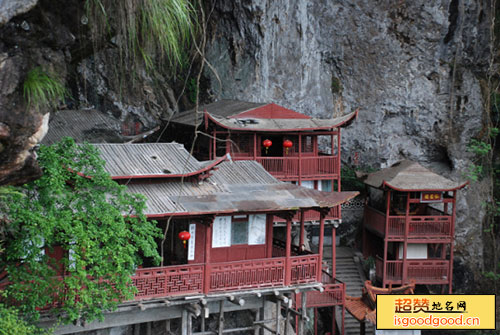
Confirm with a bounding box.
[254,308,261,335]
[182,309,189,335]
[275,299,281,335]
[284,294,290,335]
[218,300,225,335]
[360,321,366,335]
[165,319,171,333]
[134,323,140,335]
[298,292,307,335]
[314,308,318,335]
[146,322,152,335]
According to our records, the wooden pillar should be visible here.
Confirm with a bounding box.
[285,216,292,285]
[449,191,457,294]
[212,131,217,159]
[337,130,341,191]
[181,309,189,335]
[402,192,410,285]
[299,209,305,249]
[299,292,307,335]
[276,299,282,335]
[134,323,141,335]
[254,308,261,335]
[331,226,336,277]
[146,322,152,335]
[204,220,212,294]
[218,300,225,335]
[267,215,274,258]
[383,190,391,287]
[254,133,257,160]
[332,306,336,335]
[298,134,302,184]
[314,308,318,335]
[318,211,326,281]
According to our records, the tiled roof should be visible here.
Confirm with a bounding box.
[357,160,468,191]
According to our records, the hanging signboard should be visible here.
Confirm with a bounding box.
[248,214,266,245]
[212,216,232,248]
[420,192,442,203]
[187,223,196,261]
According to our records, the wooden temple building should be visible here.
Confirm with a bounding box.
[36,143,358,335]
[358,161,467,293]
[168,100,358,223]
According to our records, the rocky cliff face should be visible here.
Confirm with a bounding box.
[0,0,494,290]
[205,0,492,290]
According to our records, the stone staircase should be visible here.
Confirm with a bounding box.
[324,246,374,335]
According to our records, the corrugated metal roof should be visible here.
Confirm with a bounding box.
[358,160,468,191]
[92,143,201,177]
[123,159,357,216]
[171,100,266,126]
[208,111,357,132]
[42,110,124,145]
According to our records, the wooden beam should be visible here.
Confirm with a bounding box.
[318,213,326,281]
[285,217,292,285]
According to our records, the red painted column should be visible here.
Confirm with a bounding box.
[253,133,257,160]
[383,190,391,287]
[299,209,305,249]
[266,215,274,258]
[285,217,292,285]
[317,212,325,281]
[331,225,336,278]
[402,192,410,285]
[204,221,212,294]
[449,191,457,293]
[298,134,302,184]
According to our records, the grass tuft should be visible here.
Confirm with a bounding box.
[23,67,67,110]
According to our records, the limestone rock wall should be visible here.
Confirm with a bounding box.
[205,0,492,291]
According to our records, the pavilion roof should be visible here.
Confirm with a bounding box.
[357,160,468,192]
[91,142,357,216]
[125,160,357,216]
[171,99,357,132]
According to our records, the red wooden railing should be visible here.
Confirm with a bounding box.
[290,255,319,284]
[208,258,285,292]
[274,205,341,224]
[306,272,345,308]
[254,156,338,180]
[365,206,452,239]
[376,257,449,284]
[132,264,204,299]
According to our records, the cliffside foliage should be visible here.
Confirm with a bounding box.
[23,67,67,111]
[85,0,195,81]
[0,138,161,323]
[0,303,49,335]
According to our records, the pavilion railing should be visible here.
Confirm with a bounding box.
[365,206,452,239]
[290,254,320,285]
[376,257,449,284]
[132,264,204,299]
[255,156,338,180]
[207,258,286,292]
[306,272,345,308]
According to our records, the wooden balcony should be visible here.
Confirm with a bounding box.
[131,254,320,301]
[375,256,450,285]
[273,206,341,224]
[254,156,339,181]
[305,271,345,308]
[364,206,452,241]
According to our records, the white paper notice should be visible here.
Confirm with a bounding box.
[248,214,266,245]
[188,223,196,260]
[212,216,232,248]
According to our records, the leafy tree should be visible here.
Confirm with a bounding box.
[0,303,50,335]
[0,138,161,323]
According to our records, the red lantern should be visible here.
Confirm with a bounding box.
[262,139,272,154]
[178,231,191,248]
[283,139,293,154]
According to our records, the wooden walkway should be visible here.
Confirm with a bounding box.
[324,246,374,335]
